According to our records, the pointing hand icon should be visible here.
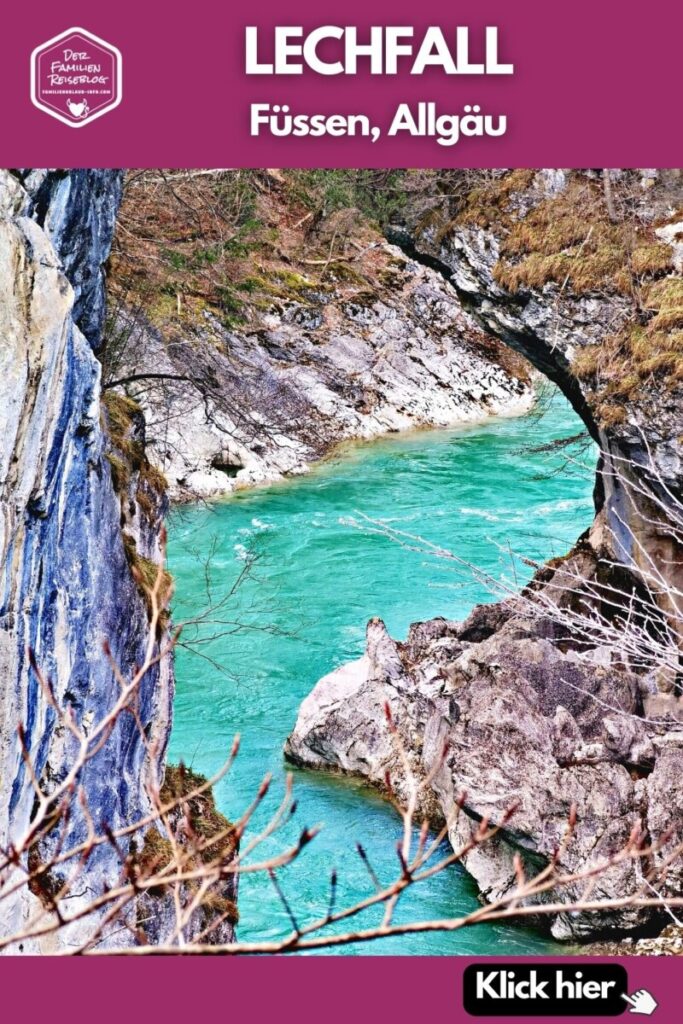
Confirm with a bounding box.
[623,990,658,1016]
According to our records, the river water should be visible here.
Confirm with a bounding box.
[167,388,594,954]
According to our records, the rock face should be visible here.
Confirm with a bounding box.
[120,251,532,499]
[286,600,682,940]
[20,169,124,348]
[389,169,683,588]
[0,170,236,951]
[288,170,683,940]
[133,259,533,500]
[109,179,533,500]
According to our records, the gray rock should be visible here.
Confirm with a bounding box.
[114,244,534,500]
[287,613,662,939]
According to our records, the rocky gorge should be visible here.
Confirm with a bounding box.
[2,167,682,953]
[286,169,683,942]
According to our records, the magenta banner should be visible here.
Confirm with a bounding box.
[1,956,679,1023]
[0,0,679,166]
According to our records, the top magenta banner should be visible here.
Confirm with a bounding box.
[2,0,681,167]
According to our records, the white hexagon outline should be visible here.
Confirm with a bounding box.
[31,26,122,128]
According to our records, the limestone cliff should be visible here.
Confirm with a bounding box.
[0,170,235,951]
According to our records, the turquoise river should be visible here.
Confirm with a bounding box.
[168,388,594,955]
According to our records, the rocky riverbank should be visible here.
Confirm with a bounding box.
[108,172,533,500]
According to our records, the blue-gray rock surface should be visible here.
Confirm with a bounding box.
[0,169,190,951]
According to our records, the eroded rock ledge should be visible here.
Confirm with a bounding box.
[286,584,682,940]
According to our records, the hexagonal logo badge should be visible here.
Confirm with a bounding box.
[31,27,122,128]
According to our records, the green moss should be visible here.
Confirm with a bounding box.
[146,292,179,326]
[237,275,267,293]
[270,268,315,292]
[215,285,245,321]
[161,248,188,271]
[327,262,366,285]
